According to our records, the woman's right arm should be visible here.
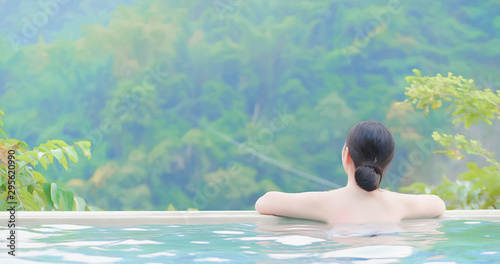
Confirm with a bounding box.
[399,193,446,220]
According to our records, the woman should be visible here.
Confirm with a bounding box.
[255,121,445,224]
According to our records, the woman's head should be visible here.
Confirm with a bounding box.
[343,121,395,192]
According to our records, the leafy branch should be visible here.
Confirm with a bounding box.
[401,69,500,128]
[432,132,500,170]
[16,140,91,172]
[0,110,95,211]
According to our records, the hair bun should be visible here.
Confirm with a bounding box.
[362,163,382,175]
[354,163,382,192]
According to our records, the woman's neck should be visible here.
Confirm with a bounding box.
[345,171,360,189]
[344,171,381,194]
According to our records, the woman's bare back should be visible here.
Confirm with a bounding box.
[255,188,445,224]
[325,188,402,224]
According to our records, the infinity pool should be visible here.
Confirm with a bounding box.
[0,211,499,263]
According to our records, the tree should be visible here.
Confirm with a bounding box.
[0,110,97,211]
[398,69,500,209]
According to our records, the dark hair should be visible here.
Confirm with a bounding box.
[345,121,395,192]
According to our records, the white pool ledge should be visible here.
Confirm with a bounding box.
[0,210,498,226]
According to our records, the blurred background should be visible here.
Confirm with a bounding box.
[0,0,499,210]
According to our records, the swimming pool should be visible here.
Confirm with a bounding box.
[0,210,499,263]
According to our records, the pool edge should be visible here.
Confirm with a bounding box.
[0,210,498,226]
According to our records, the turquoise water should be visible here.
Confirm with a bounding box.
[1,219,499,263]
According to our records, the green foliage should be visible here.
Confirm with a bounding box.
[400,163,500,209]
[0,110,95,211]
[1,1,499,210]
[399,70,500,209]
[402,69,500,128]
[432,132,500,169]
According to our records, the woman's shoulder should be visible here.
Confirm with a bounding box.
[379,189,430,205]
[380,189,446,219]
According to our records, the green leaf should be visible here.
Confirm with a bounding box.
[37,152,48,170]
[51,149,68,170]
[56,185,65,210]
[50,140,69,148]
[34,189,48,210]
[50,182,59,210]
[67,190,74,210]
[167,203,176,211]
[19,189,41,211]
[60,154,68,170]
[18,141,28,149]
[74,197,87,211]
[86,205,102,211]
[62,189,74,211]
[32,171,46,184]
[16,155,33,163]
[60,190,68,210]
[46,152,54,164]
[51,149,64,164]
[465,162,479,171]
[63,146,78,163]
[76,141,91,159]
[42,183,54,209]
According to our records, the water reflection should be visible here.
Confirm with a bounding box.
[253,218,446,261]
